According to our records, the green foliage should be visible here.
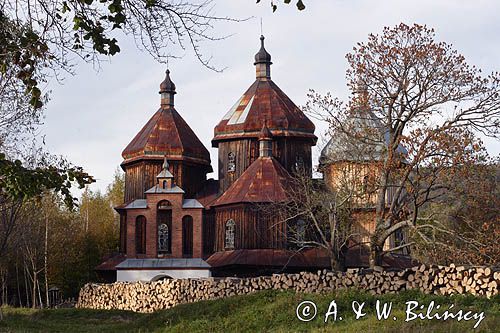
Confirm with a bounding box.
[0,290,499,332]
[0,12,50,109]
[0,153,94,209]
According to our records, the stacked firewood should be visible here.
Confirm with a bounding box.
[77,264,499,313]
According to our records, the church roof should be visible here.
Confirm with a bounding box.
[212,79,316,145]
[212,36,316,146]
[122,70,212,167]
[212,156,291,206]
[206,248,417,269]
[145,184,185,194]
[320,109,407,165]
[122,107,211,165]
[116,258,210,270]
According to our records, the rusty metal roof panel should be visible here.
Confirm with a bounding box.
[95,254,126,271]
[212,157,291,206]
[206,249,329,268]
[194,179,220,208]
[212,80,317,146]
[206,248,417,269]
[122,107,211,165]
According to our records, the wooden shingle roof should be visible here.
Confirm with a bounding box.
[122,106,211,166]
[212,156,291,206]
[212,79,316,146]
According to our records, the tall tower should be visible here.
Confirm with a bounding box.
[212,36,317,193]
[121,70,212,201]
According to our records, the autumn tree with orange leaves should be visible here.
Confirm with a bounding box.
[306,23,500,268]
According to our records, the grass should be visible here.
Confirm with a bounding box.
[0,289,499,332]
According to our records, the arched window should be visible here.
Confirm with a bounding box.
[394,228,408,255]
[158,223,169,253]
[296,219,306,247]
[227,152,236,173]
[294,154,304,172]
[135,216,146,254]
[157,200,172,210]
[182,216,193,257]
[225,219,235,249]
[287,219,306,250]
[157,200,172,254]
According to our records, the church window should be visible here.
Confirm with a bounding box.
[157,201,172,254]
[135,216,146,254]
[296,219,306,247]
[158,223,169,253]
[157,200,172,210]
[227,152,236,173]
[225,219,235,249]
[287,219,307,249]
[294,154,304,172]
[393,228,409,255]
[362,175,369,193]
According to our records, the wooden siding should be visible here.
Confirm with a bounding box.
[218,138,312,193]
[124,160,208,202]
[322,161,396,208]
[202,209,216,256]
[214,204,287,251]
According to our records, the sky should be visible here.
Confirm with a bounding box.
[40,0,500,193]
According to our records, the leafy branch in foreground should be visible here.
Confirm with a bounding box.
[1,0,241,111]
[0,153,94,209]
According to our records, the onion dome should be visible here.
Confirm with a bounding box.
[212,157,291,206]
[254,35,272,65]
[159,69,176,107]
[160,69,176,93]
[122,69,212,168]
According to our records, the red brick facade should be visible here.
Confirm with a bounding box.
[122,190,203,259]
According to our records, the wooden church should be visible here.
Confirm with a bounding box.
[96,36,412,282]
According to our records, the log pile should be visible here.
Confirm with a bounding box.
[77,264,499,313]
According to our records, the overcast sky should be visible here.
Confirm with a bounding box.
[41,0,500,193]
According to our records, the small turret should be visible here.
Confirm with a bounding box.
[159,69,176,107]
[258,121,273,157]
[157,156,174,189]
[254,35,272,79]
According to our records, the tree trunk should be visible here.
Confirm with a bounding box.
[330,246,347,272]
[16,262,22,307]
[32,271,37,309]
[24,264,30,307]
[44,214,49,308]
[369,240,383,268]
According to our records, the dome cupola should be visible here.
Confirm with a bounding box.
[159,69,176,107]
[254,35,272,79]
